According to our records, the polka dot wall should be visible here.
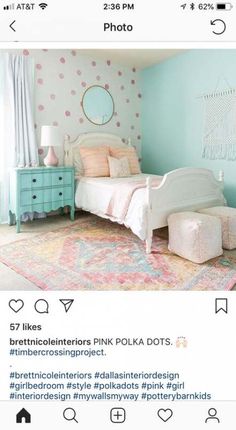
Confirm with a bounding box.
[12,49,142,164]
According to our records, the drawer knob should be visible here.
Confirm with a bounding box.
[32,195,37,200]
[32,178,37,183]
[59,176,63,181]
[59,192,63,196]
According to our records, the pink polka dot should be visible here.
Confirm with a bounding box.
[36,63,42,70]
[34,124,37,129]
[79,118,84,124]
[37,78,43,85]
[120,85,125,91]
[136,113,140,118]
[71,50,77,56]
[92,61,96,66]
[131,79,135,85]
[59,73,64,79]
[65,111,71,117]
[53,121,58,126]
[137,135,141,140]
[50,94,56,100]
[81,81,86,87]
[80,101,83,107]
[118,71,122,76]
[96,75,101,81]
[122,138,126,143]
[105,84,110,90]
[132,67,136,72]
[107,60,111,66]
[71,90,76,95]
[60,57,65,64]
[126,99,130,103]
[38,148,44,155]
[138,93,142,98]
[38,105,44,111]
[23,49,29,56]
[114,112,118,117]
[42,49,48,52]
[76,70,82,76]
[116,122,121,127]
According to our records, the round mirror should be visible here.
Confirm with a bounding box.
[82,85,114,125]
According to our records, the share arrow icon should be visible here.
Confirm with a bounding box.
[59,299,74,313]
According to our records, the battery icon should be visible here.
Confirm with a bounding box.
[216,3,233,9]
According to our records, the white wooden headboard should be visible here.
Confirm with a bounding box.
[64,132,128,169]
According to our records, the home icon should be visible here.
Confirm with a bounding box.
[16,408,31,424]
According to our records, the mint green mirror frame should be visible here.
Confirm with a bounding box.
[82,85,115,126]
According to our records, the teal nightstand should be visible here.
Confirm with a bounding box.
[9,166,75,233]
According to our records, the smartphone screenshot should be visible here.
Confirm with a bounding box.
[0,1,235,428]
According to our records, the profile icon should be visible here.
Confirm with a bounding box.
[205,408,220,423]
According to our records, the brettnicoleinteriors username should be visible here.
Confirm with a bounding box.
[10,337,172,346]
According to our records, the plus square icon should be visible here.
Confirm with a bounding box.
[110,408,126,423]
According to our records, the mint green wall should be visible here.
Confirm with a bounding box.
[141,50,236,207]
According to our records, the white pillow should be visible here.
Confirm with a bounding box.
[108,156,131,178]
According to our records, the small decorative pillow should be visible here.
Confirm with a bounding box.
[108,156,131,178]
[109,146,141,174]
[79,146,110,177]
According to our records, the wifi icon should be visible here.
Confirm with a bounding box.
[39,2,48,9]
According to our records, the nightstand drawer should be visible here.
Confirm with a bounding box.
[20,173,44,189]
[51,171,72,186]
[21,187,73,206]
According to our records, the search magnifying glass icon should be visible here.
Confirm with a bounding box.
[63,408,78,423]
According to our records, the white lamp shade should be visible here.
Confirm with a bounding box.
[41,126,62,147]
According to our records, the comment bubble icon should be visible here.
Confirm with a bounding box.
[34,299,49,314]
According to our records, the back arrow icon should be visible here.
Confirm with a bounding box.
[211,19,226,35]
[10,20,16,32]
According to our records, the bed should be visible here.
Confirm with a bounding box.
[64,132,226,253]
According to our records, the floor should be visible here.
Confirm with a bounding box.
[0,214,80,291]
[0,213,236,291]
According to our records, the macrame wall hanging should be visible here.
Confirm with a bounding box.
[200,77,236,160]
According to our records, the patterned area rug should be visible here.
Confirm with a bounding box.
[0,214,236,290]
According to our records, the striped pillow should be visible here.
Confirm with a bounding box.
[109,146,141,174]
[79,146,110,177]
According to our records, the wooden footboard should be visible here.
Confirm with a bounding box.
[145,168,225,253]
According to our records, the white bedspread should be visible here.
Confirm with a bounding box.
[75,174,163,240]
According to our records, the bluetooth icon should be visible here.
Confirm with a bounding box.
[190,2,195,9]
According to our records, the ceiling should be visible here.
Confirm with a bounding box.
[78,49,187,69]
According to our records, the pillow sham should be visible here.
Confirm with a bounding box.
[109,146,141,174]
[108,156,131,178]
[79,146,110,177]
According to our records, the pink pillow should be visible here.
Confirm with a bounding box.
[79,146,110,177]
[109,146,141,174]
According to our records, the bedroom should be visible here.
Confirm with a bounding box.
[0,48,236,291]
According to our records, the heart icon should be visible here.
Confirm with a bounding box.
[9,299,24,313]
[157,408,173,422]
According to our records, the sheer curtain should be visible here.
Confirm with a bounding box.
[0,53,39,223]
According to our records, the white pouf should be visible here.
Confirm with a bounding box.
[168,211,223,264]
[198,206,236,250]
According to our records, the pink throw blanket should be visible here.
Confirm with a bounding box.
[106,178,161,221]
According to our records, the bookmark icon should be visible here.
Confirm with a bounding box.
[59,299,74,313]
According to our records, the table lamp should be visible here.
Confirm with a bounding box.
[41,125,62,167]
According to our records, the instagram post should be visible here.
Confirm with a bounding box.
[1,48,236,291]
[0,3,235,428]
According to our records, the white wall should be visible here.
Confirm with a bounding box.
[1,49,142,163]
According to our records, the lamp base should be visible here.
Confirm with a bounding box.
[44,146,58,167]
